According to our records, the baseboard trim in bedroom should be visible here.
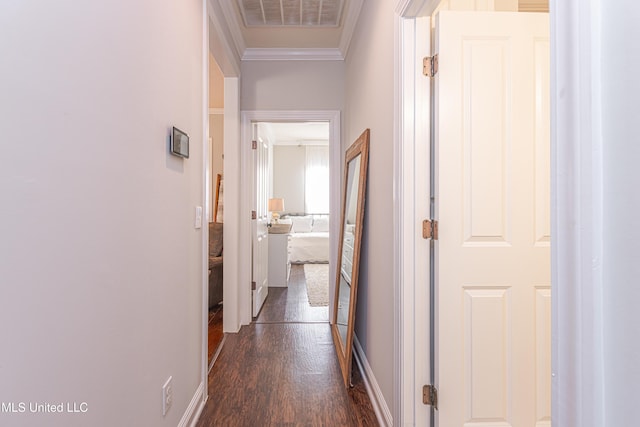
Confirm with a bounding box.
[353,335,393,427]
[179,380,205,427]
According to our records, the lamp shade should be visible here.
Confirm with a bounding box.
[268,198,285,212]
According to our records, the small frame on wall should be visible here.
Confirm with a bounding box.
[170,126,189,158]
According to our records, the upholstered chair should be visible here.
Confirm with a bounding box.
[208,222,223,308]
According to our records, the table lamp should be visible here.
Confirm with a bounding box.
[268,198,285,223]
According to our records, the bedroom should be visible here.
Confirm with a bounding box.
[258,121,332,321]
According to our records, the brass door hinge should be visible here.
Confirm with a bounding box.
[423,54,439,77]
[422,219,438,240]
[252,140,257,150]
[251,281,256,290]
[423,384,438,409]
[252,210,257,220]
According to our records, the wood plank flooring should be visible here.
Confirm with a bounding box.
[256,264,329,323]
[208,304,224,367]
[197,264,378,426]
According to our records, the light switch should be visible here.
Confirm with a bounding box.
[195,206,203,229]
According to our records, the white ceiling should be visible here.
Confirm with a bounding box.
[215,0,363,60]
[259,122,330,145]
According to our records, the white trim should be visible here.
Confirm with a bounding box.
[209,108,224,115]
[394,2,432,425]
[550,1,605,426]
[207,0,241,76]
[240,111,341,325]
[179,381,206,427]
[222,77,242,332]
[242,48,344,61]
[201,0,211,411]
[338,0,364,58]
[353,335,392,427]
[396,0,439,16]
[216,0,247,63]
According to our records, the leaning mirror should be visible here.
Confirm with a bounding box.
[331,129,369,387]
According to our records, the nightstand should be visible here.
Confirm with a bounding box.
[268,233,291,287]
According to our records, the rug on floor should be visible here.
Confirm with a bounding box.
[303,263,329,307]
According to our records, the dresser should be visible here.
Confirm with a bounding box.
[341,230,355,284]
[268,232,291,287]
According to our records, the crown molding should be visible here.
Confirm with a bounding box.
[207,0,242,75]
[214,0,363,62]
[339,0,363,58]
[217,0,247,60]
[395,0,436,17]
[242,48,345,61]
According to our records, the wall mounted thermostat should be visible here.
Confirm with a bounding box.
[170,126,189,158]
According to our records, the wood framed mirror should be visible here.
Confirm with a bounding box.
[331,129,369,387]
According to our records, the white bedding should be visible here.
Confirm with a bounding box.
[289,231,329,263]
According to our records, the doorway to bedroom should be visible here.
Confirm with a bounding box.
[247,116,340,325]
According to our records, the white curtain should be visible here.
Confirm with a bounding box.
[305,146,330,214]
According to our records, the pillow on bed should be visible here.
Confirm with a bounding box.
[290,216,313,233]
[311,216,329,232]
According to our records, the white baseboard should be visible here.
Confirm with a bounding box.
[179,380,206,427]
[353,335,393,427]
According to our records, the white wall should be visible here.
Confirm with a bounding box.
[209,114,224,191]
[209,55,224,217]
[0,2,205,426]
[272,146,306,214]
[601,2,640,423]
[240,60,345,111]
[344,0,396,414]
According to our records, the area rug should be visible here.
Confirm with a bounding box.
[303,263,329,307]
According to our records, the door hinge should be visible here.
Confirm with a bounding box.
[251,210,257,220]
[423,384,438,409]
[423,54,439,77]
[252,140,257,150]
[251,281,256,290]
[422,219,438,240]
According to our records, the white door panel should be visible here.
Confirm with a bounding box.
[252,132,269,317]
[434,11,550,427]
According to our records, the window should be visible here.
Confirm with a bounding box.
[305,146,329,214]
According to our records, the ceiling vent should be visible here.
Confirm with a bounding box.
[238,0,345,27]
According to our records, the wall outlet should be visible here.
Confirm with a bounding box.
[162,376,173,416]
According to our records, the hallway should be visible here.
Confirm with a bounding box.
[196,265,378,426]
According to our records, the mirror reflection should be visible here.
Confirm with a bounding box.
[336,154,361,346]
[331,129,369,388]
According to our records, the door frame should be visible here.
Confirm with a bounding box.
[394,12,432,427]
[394,0,604,425]
[199,0,242,415]
[239,111,341,325]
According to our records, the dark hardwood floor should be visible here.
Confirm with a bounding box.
[208,304,224,368]
[255,264,329,323]
[198,264,378,426]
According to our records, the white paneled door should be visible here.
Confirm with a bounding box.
[252,128,269,317]
[433,11,550,427]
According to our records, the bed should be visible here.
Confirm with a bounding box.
[282,215,330,263]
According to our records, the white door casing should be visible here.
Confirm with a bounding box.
[434,11,550,426]
[239,111,341,327]
[252,128,269,317]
